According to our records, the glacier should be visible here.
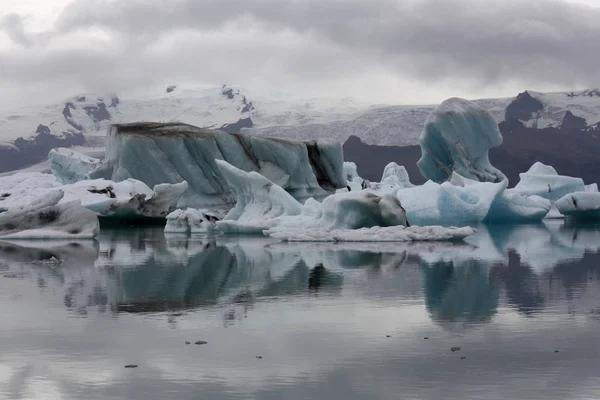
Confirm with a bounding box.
[88,122,346,208]
[556,192,600,220]
[0,172,187,220]
[417,98,506,183]
[0,190,99,239]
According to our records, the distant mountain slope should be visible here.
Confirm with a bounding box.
[1,85,600,175]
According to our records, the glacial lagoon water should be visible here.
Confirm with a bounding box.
[2,222,600,399]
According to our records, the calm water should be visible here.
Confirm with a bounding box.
[2,221,600,399]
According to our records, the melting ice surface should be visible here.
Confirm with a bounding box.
[3,222,600,399]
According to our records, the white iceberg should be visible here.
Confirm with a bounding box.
[0,172,187,220]
[164,208,222,234]
[342,161,363,192]
[49,148,100,184]
[380,162,414,188]
[556,192,600,220]
[513,162,585,202]
[213,160,410,234]
[89,122,346,208]
[215,159,302,234]
[396,178,504,226]
[265,225,476,242]
[449,173,551,222]
[0,190,99,239]
[417,98,506,183]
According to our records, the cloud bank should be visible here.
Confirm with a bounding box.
[0,0,599,110]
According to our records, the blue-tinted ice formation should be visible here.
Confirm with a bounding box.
[417,98,506,183]
[90,122,346,208]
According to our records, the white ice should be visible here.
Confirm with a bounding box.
[215,159,302,234]
[0,189,99,239]
[0,172,187,219]
[556,192,600,219]
[513,162,585,202]
[265,225,476,242]
[164,208,222,234]
[380,162,414,188]
[49,148,100,184]
[417,98,506,183]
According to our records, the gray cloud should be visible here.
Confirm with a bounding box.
[0,0,599,110]
[1,13,33,47]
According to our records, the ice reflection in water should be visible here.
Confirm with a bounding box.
[1,221,600,399]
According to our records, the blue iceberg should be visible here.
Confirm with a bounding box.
[417,98,506,183]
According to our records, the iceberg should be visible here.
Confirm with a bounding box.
[213,160,411,235]
[449,173,551,222]
[215,159,302,234]
[0,190,99,239]
[513,162,585,201]
[89,122,346,208]
[265,225,476,242]
[417,98,506,183]
[0,172,187,220]
[164,208,222,234]
[556,192,600,220]
[396,177,504,226]
[49,148,100,184]
[342,161,363,191]
[380,162,414,188]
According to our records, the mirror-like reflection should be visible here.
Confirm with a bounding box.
[2,221,600,400]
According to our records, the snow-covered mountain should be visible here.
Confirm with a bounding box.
[1,84,600,173]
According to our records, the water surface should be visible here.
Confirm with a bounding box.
[2,221,600,399]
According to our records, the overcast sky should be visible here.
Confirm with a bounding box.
[1,0,599,111]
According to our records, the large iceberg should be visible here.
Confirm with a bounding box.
[214,160,409,234]
[556,192,600,220]
[0,172,187,220]
[0,190,99,239]
[88,122,346,208]
[395,173,550,226]
[396,178,504,226]
[417,98,506,183]
[513,162,585,201]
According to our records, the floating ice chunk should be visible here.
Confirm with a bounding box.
[449,172,550,222]
[213,160,409,233]
[417,98,506,183]
[215,160,302,234]
[586,183,599,193]
[343,161,360,182]
[313,191,409,229]
[0,189,99,239]
[556,192,600,220]
[164,208,221,233]
[49,148,100,184]
[380,162,414,188]
[265,225,476,242]
[485,191,551,222]
[513,162,585,201]
[397,177,504,226]
[0,172,187,219]
[341,161,363,192]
